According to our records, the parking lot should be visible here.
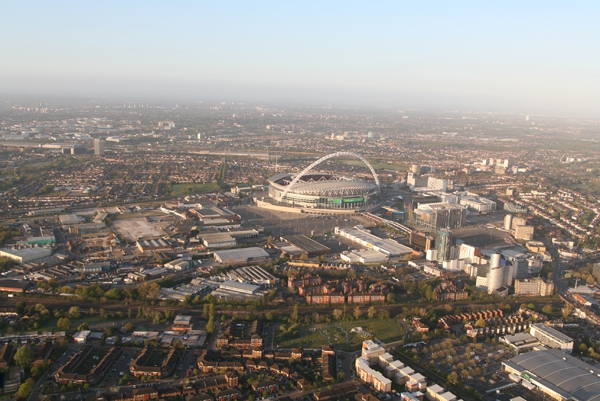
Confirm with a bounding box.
[112,216,172,241]
[233,205,374,237]
[99,347,141,387]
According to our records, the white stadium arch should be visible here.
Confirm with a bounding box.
[277,151,381,202]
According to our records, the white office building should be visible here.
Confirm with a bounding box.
[530,323,574,354]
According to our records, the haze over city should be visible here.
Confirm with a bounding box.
[2,1,600,116]
[3,2,600,401]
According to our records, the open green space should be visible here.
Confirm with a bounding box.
[171,182,220,195]
[276,318,405,351]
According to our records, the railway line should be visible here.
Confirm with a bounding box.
[0,295,563,319]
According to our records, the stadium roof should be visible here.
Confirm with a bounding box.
[503,349,600,401]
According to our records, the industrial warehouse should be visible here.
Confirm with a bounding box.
[334,226,414,257]
[503,349,600,401]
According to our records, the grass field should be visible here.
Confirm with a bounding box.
[171,182,220,195]
[276,318,405,351]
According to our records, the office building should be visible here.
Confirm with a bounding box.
[459,196,496,212]
[94,139,105,155]
[529,323,574,354]
[473,253,509,294]
[435,230,452,262]
[487,254,505,294]
[427,177,448,192]
[414,203,467,230]
[500,249,529,279]
[514,278,554,296]
[592,263,600,283]
[409,231,435,251]
[515,225,534,241]
[504,203,528,214]
[504,214,513,230]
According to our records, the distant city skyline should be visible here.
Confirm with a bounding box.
[1,1,599,117]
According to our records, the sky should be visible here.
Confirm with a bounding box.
[1,1,599,116]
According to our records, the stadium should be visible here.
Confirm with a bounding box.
[256,152,384,215]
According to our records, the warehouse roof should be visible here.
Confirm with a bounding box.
[337,226,413,256]
[59,214,83,225]
[220,280,260,294]
[1,247,52,258]
[200,233,236,243]
[213,247,269,261]
[503,349,600,401]
[281,235,331,255]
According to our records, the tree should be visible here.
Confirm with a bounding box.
[291,304,299,324]
[367,306,376,319]
[77,322,89,331]
[333,309,343,321]
[474,318,486,328]
[57,317,71,329]
[353,307,362,320]
[68,306,80,319]
[207,317,215,334]
[100,307,106,318]
[124,322,133,332]
[17,378,35,399]
[209,303,215,320]
[14,345,34,369]
[542,305,553,315]
[16,301,26,316]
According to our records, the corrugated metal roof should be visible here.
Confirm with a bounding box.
[505,349,600,401]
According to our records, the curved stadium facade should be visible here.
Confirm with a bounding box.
[256,152,383,215]
[268,172,381,210]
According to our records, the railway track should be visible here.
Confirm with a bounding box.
[0,295,563,318]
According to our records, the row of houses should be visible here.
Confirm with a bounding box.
[356,341,426,393]
[197,349,313,390]
[356,341,463,401]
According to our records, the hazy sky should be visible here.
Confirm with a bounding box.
[1,1,599,115]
